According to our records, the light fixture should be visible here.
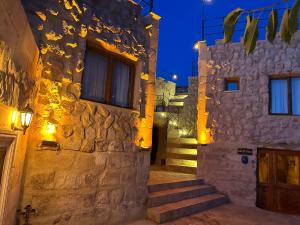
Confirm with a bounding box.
[193,42,200,50]
[11,105,34,134]
[171,74,178,81]
[200,131,208,146]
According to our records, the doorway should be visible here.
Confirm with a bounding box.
[0,134,16,224]
[257,148,300,215]
[151,126,159,165]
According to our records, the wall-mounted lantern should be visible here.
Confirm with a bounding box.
[11,105,34,134]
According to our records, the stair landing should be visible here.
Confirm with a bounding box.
[148,168,196,185]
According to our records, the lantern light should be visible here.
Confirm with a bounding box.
[11,105,34,134]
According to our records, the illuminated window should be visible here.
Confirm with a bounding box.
[81,46,135,108]
[224,78,239,91]
[270,77,300,115]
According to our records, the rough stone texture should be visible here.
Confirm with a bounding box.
[20,0,159,224]
[198,32,300,207]
[155,77,176,107]
[0,40,36,109]
[0,1,40,225]
[178,76,198,137]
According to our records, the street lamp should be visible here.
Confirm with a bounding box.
[201,0,213,41]
[171,74,178,81]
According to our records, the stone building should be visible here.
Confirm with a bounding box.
[0,0,160,225]
[197,32,300,213]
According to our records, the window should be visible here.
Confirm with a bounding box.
[81,46,135,108]
[270,77,300,115]
[224,78,239,91]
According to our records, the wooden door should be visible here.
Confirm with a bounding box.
[257,148,300,215]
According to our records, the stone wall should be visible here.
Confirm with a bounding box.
[0,1,39,225]
[20,0,159,224]
[155,77,176,107]
[197,32,300,206]
[178,76,198,137]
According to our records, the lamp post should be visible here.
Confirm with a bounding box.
[192,41,200,76]
[201,0,212,41]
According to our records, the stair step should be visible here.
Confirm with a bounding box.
[169,99,185,103]
[148,185,215,207]
[148,179,203,193]
[170,94,188,100]
[165,165,197,174]
[167,153,197,161]
[166,159,197,168]
[167,142,197,149]
[147,194,229,223]
[168,138,198,144]
[168,102,184,107]
[167,148,197,155]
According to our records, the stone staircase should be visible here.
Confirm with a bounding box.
[147,178,229,223]
[166,138,198,174]
[168,93,188,108]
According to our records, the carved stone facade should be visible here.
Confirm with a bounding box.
[197,32,300,206]
[19,0,159,225]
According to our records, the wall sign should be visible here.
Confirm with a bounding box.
[237,148,253,156]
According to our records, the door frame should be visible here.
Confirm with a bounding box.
[0,133,17,224]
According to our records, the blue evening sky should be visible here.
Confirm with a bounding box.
[153,0,293,86]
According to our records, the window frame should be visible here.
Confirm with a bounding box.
[81,44,136,109]
[224,77,240,91]
[269,76,300,116]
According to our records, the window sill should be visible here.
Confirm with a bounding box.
[269,113,300,117]
[80,99,140,115]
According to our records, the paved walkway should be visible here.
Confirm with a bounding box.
[127,204,300,225]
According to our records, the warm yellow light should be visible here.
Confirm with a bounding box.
[20,105,34,128]
[179,129,188,136]
[41,122,57,142]
[200,131,208,145]
[11,105,34,134]
[44,123,56,135]
[11,111,18,125]
[193,42,200,50]
[171,121,177,126]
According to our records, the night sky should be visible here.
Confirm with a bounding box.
[153,0,294,86]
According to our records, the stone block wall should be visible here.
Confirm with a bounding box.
[0,1,39,224]
[178,76,198,137]
[155,77,176,107]
[198,32,300,206]
[19,0,159,224]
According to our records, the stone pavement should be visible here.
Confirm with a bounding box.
[126,203,300,225]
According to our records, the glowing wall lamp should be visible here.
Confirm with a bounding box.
[11,105,34,134]
[199,131,208,146]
